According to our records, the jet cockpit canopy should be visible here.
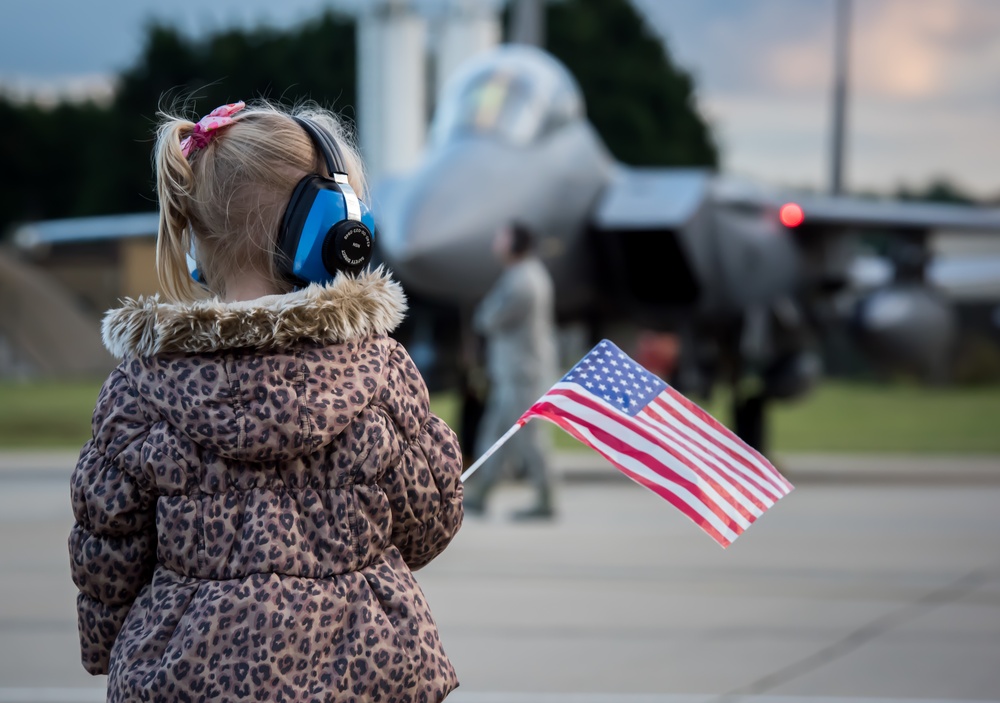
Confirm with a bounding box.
[430,45,584,147]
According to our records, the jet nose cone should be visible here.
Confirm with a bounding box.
[372,122,611,306]
[373,142,513,303]
[385,221,498,304]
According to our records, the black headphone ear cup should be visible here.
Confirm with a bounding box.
[322,221,373,274]
[276,175,322,281]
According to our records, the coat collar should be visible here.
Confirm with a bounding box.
[101,267,407,358]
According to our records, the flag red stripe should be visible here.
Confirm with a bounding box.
[640,398,777,507]
[656,388,789,493]
[526,399,733,547]
[629,406,762,521]
[542,387,763,519]
[648,396,786,500]
[527,392,748,538]
[633,405,769,515]
[533,389,750,529]
[654,391,786,496]
[533,388,760,530]
[661,386,794,492]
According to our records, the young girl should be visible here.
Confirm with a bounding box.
[69,101,464,702]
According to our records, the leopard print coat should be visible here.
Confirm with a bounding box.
[69,269,464,702]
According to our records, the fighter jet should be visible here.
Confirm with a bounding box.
[372,44,1000,451]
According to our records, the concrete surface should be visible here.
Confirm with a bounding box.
[0,451,998,702]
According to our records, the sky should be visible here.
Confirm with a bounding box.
[2,0,998,198]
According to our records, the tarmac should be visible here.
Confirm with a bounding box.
[0,450,998,702]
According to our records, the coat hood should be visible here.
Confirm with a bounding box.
[101,267,407,358]
[100,268,408,462]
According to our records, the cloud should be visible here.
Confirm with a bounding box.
[849,0,1000,100]
[0,0,343,79]
[636,0,1000,197]
[701,91,1000,197]
[642,0,1000,102]
[635,0,832,97]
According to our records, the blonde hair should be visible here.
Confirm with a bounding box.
[154,100,368,302]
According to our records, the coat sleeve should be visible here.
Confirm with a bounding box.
[68,366,157,675]
[378,341,464,570]
[473,270,532,333]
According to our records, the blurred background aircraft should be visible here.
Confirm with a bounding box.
[3,0,1000,453]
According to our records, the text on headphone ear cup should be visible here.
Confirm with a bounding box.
[323,221,373,274]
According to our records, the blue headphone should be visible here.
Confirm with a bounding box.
[188,115,375,286]
[277,117,375,285]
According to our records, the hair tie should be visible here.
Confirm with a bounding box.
[180,101,246,158]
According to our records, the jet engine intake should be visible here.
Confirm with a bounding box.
[852,284,956,382]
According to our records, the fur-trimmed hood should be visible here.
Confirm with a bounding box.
[102,267,407,358]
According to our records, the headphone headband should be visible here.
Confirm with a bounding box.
[293,116,348,178]
[272,116,374,286]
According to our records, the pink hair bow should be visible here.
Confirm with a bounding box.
[180,101,246,158]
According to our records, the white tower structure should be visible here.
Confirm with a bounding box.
[355,0,503,184]
[434,0,502,104]
[357,0,428,184]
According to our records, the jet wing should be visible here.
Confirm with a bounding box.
[595,170,1000,235]
[12,212,159,248]
[768,193,1000,233]
[592,167,713,231]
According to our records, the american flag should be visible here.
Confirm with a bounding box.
[519,340,793,547]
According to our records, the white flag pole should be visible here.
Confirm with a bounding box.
[460,421,525,483]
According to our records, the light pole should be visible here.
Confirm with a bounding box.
[509,0,544,46]
[830,0,851,195]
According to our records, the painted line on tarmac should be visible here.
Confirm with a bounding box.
[720,562,1000,699]
[3,691,997,703]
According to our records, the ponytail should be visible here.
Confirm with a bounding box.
[154,117,199,302]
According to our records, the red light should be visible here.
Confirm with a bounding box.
[779,202,804,228]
